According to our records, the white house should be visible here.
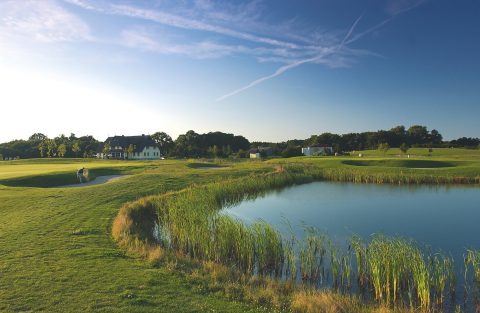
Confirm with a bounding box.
[97,135,161,160]
[302,146,333,156]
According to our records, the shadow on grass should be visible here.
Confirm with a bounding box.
[187,162,226,169]
[0,168,126,188]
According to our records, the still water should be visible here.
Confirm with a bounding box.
[224,181,480,266]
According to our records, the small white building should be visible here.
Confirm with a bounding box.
[249,152,261,159]
[302,146,333,156]
[97,135,161,160]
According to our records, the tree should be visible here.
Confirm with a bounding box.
[72,142,81,158]
[57,144,67,158]
[389,125,406,147]
[29,133,47,142]
[450,137,480,148]
[46,139,57,157]
[281,145,302,158]
[102,143,111,159]
[407,125,429,146]
[38,141,46,158]
[237,149,247,158]
[400,143,409,154]
[222,145,232,157]
[68,133,77,141]
[378,142,390,156]
[207,145,220,158]
[429,129,443,145]
[151,132,174,155]
[127,144,134,159]
[333,143,342,154]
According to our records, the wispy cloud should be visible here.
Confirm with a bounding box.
[385,0,427,16]
[64,0,304,50]
[3,0,424,101]
[63,0,343,66]
[120,27,245,59]
[0,0,91,43]
[62,1,349,67]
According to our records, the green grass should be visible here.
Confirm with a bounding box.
[186,162,227,169]
[0,159,272,313]
[353,147,480,159]
[0,150,479,312]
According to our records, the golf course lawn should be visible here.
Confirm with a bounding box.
[0,150,479,312]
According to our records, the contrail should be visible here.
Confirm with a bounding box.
[341,13,364,46]
[216,0,426,102]
[216,14,363,102]
[216,53,330,101]
[346,0,426,45]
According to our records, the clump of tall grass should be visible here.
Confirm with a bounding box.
[298,228,327,285]
[279,163,480,185]
[465,250,480,307]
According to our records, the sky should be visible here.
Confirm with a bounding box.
[0,0,479,143]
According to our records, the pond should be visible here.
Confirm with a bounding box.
[223,181,480,310]
[224,182,480,260]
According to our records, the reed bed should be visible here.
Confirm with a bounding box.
[113,168,480,312]
[270,163,480,185]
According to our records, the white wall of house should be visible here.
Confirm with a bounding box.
[96,146,161,160]
[250,152,261,159]
[130,146,161,160]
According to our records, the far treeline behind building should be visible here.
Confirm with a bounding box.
[0,125,479,160]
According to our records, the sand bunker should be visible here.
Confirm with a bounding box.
[57,175,131,188]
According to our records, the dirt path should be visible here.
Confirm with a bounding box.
[56,175,132,188]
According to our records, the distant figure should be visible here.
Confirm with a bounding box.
[77,167,85,183]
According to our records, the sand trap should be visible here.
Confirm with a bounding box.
[56,175,132,188]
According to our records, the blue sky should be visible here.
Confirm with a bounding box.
[0,0,479,142]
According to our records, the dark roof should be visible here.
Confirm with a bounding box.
[100,135,159,153]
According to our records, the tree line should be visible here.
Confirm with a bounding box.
[0,133,99,160]
[0,125,478,160]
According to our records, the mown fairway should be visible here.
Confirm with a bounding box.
[0,159,272,313]
[0,150,479,313]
